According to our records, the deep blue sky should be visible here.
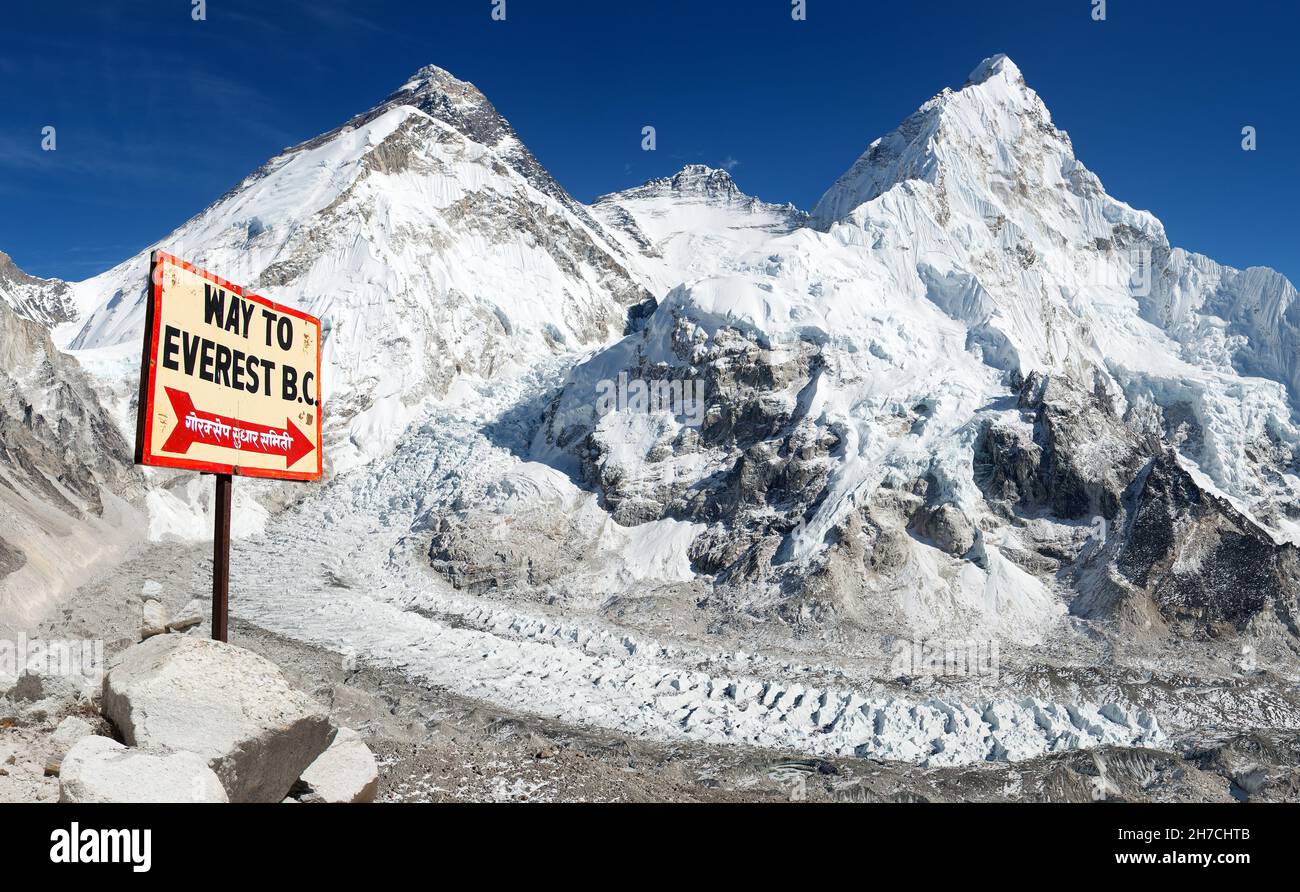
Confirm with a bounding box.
[1,0,1295,282]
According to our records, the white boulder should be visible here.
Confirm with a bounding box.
[167,599,206,632]
[51,715,98,754]
[11,665,97,704]
[297,728,380,803]
[102,635,332,803]
[141,599,168,639]
[59,736,227,803]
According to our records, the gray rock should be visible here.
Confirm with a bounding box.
[297,727,379,803]
[913,504,975,556]
[167,599,205,632]
[102,635,332,802]
[11,666,96,705]
[59,736,227,803]
[1113,451,1300,635]
[51,715,97,754]
[14,696,66,725]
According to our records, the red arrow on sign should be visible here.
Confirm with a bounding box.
[160,387,315,469]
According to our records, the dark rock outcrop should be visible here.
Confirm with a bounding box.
[1114,451,1300,636]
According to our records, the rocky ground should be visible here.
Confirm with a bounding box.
[7,613,1284,804]
[254,623,1251,804]
[4,537,1296,803]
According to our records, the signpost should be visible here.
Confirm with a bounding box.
[134,251,322,641]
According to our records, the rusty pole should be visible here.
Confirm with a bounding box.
[213,473,232,642]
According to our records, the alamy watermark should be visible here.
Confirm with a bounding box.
[0,633,104,688]
[595,372,707,428]
[1077,245,1153,298]
[50,823,151,873]
[889,638,999,682]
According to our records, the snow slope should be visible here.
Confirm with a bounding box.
[537,54,1300,648]
[592,164,808,294]
[61,65,653,474]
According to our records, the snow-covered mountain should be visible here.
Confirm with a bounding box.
[18,52,1300,657]
[0,252,75,327]
[0,261,141,634]
[60,64,654,472]
[6,54,1300,772]
[534,54,1300,651]
[592,164,808,293]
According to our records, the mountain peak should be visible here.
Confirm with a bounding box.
[349,63,615,238]
[374,63,508,148]
[966,53,1022,86]
[663,164,741,197]
[0,249,74,326]
[811,55,1067,226]
[599,164,746,204]
[397,64,486,103]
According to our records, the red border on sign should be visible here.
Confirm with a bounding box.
[135,251,324,481]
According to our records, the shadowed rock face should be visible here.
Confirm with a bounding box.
[1022,374,1152,521]
[1115,451,1300,636]
[977,373,1152,523]
[0,535,25,578]
[979,381,1299,638]
[543,320,835,583]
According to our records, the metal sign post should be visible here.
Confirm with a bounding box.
[134,252,323,642]
[213,473,232,642]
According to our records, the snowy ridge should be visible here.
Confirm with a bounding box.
[61,66,652,474]
[592,164,808,295]
[539,53,1300,649]
[0,251,75,327]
